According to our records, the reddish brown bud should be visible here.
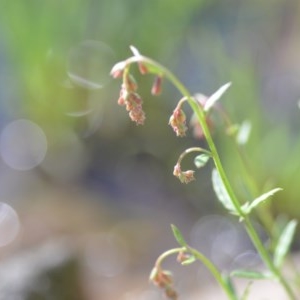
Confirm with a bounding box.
[110,61,126,78]
[138,62,148,75]
[181,170,195,183]
[169,108,187,137]
[173,163,181,178]
[173,164,195,184]
[117,96,125,106]
[151,76,163,95]
[176,251,190,263]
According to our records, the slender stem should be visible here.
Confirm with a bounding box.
[155,247,184,267]
[177,147,212,165]
[155,247,237,300]
[188,247,238,300]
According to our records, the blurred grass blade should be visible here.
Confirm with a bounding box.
[194,154,210,168]
[241,282,253,300]
[204,82,231,112]
[171,224,187,247]
[244,188,282,214]
[274,219,298,267]
[222,274,237,297]
[212,168,237,213]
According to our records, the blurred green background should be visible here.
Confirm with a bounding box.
[0,0,300,299]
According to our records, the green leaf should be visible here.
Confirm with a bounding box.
[171,224,187,247]
[204,82,232,112]
[243,188,282,214]
[194,154,210,168]
[230,270,272,280]
[212,168,237,213]
[274,219,298,267]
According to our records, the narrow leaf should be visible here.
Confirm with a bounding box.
[204,82,232,112]
[194,154,210,169]
[244,188,282,214]
[222,274,237,296]
[231,270,272,280]
[241,282,253,300]
[212,168,237,213]
[274,219,298,267]
[171,224,187,247]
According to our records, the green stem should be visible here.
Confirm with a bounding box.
[156,247,237,300]
[176,147,212,165]
[130,56,296,300]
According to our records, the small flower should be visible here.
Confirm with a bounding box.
[150,267,177,299]
[125,93,145,125]
[173,163,195,184]
[173,163,182,178]
[116,77,145,125]
[138,62,148,74]
[150,267,173,288]
[176,251,190,263]
[169,107,188,137]
[151,76,163,95]
[181,170,195,183]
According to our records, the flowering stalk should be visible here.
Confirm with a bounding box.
[173,147,211,183]
[110,48,297,300]
[150,247,238,300]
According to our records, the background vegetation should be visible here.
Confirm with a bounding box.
[0,0,300,298]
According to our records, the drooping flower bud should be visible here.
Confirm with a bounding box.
[110,61,127,78]
[181,170,195,184]
[173,163,195,184]
[151,76,163,95]
[169,107,187,137]
[138,62,148,75]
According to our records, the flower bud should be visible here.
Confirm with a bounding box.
[110,61,127,78]
[181,170,195,184]
[151,76,163,95]
[138,62,148,75]
[169,108,187,137]
[173,164,195,184]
